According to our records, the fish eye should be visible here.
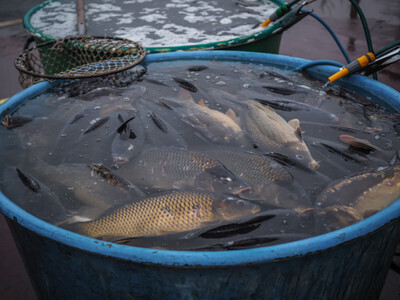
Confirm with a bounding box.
[237,200,245,207]
[296,154,304,160]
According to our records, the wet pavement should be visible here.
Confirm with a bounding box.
[0,1,399,299]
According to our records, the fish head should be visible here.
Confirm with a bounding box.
[212,196,260,221]
[286,141,320,170]
[196,165,251,195]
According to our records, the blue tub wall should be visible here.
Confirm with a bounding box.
[1,51,400,299]
[6,216,400,299]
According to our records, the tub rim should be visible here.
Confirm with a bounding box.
[23,0,286,53]
[1,50,400,267]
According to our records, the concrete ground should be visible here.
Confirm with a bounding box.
[0,0,399,299]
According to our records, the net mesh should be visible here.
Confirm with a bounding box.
[15,36,147,88]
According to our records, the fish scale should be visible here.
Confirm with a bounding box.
[206,150,293,189]
[64,190,260,240]
[118,148,250,194]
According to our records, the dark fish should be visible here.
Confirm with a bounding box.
[172,77,198,92]
[150,112,168,133]
[1,115,33,129]
[2,167,66,223]
[52,106,131,164]
[69,113,85,125]
[187,66,208,72]
[254,98,339,122]
[136,101,188,148]
[88,163,144,196]
[200,212,276,239]
[61,190,260,240]
[112,113,143,164]
[262,85,297,96]
[116,115,136,137]
[320,141,368,163]
[83,116,110,134]
[118,147,250,195]
[16,168,40,192]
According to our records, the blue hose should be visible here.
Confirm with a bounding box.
[294,60,344,71]
[302,9,351,64]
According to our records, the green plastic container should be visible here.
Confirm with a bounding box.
[23,0,285,54]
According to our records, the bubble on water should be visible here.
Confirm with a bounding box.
[123,97,130,102]
[282,219,288,225]
[48,152,53,156]
[242,83,250,88]
[215,81,226,86]
[60,133,67,137]
[67,186,74,191]
[315,201,322,207]
[94,106,101,110]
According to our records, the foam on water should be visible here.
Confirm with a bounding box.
[30,0,277,47]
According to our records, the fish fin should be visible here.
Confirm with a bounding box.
[288,119,303,139]
[225,108,236,120]
[178,88,195,103]
[225,108,241,127]
[198,98,207,107]
[128,130,137,140]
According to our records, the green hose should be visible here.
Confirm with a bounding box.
[348,0,376,79]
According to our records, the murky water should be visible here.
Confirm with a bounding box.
[1,58,399,250]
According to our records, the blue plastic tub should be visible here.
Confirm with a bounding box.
[1,51,400,299]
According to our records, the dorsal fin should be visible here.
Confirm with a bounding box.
[288,119,303,139]
[178,88,195,103]
[225,108,241,126]
[225,108,236,120]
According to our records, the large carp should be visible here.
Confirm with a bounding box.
[244,100,319,169]
[62,190,260,240]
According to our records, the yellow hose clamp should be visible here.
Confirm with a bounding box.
[328,52,376,83]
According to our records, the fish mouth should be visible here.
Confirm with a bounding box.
[232,186,251,195]
[310,160,320,169]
